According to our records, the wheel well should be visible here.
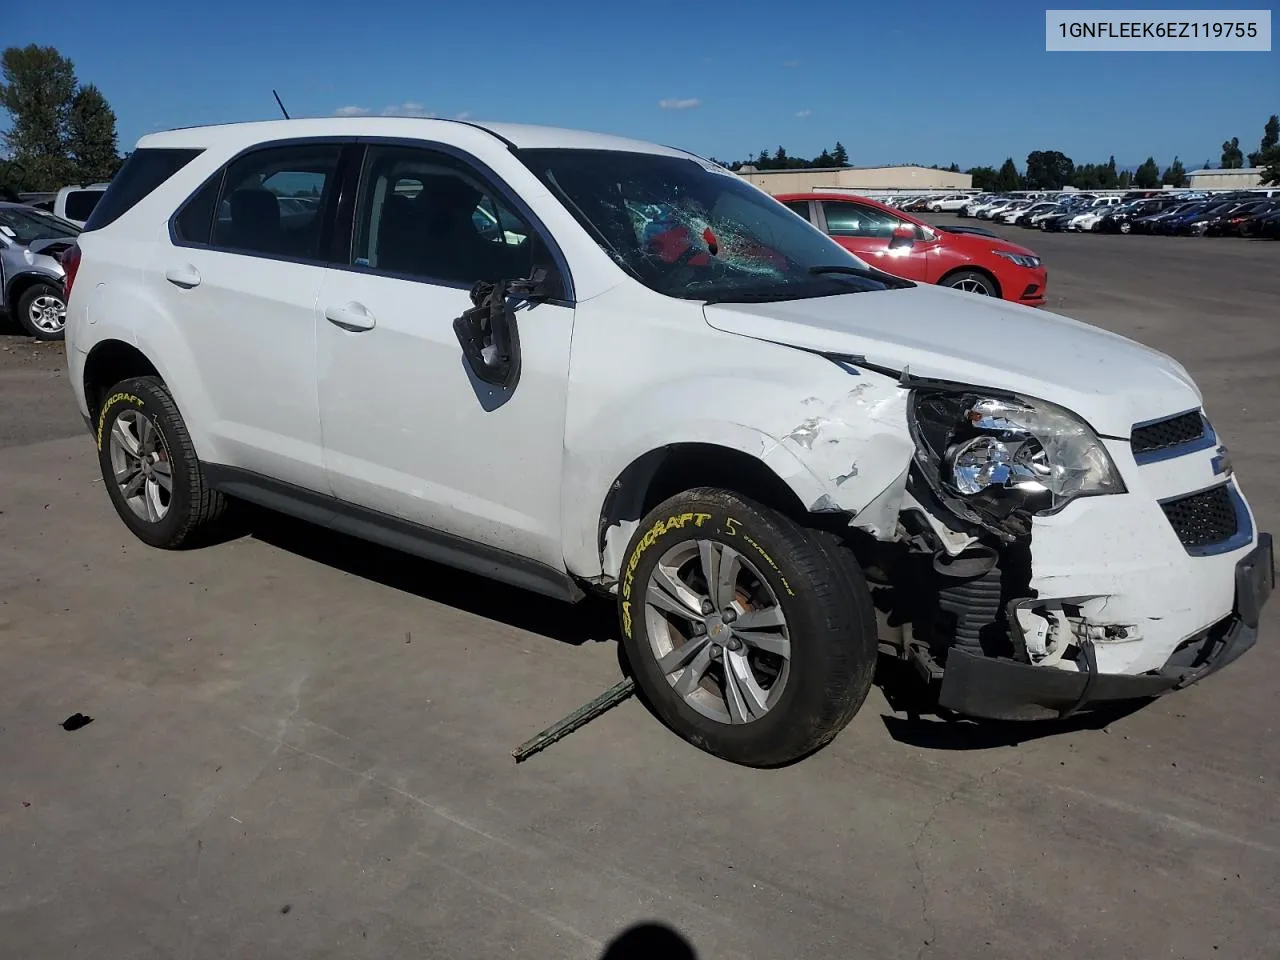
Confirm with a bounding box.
[5,272,62,311]
[599,443,812,555]
[83,340,161,420]
[939,266,1002,298]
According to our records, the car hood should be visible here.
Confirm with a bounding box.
[949,230,1040,260]
[703,284,1200,437]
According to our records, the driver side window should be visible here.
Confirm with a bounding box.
[350,146,555,293]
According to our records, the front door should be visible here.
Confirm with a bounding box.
[816,199,934,282]
[315,143,574,568]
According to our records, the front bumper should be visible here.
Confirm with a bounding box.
[939,533,1273,720]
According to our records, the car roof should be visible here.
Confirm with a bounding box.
[135,117,695,160]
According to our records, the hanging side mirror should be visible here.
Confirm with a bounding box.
[452,269,549,390]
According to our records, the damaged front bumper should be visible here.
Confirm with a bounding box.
[938,533,1273,720]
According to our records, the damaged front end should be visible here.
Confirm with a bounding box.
[838,379,1273,721]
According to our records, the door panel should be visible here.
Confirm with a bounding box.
[149,141,344,490]
[316,144,573,568]
[819,199,932,282]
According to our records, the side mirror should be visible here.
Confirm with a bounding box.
[889,225,916,249]
[452,269,549,390]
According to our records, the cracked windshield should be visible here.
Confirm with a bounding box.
[517,148,908,302]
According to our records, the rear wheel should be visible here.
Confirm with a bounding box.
[16,282,66,340]
[617,488,877,767]
[95,376,228,548]
[942,270,998,297]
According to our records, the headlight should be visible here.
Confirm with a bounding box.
[991,250,1040,268]
[909,391,1125,538]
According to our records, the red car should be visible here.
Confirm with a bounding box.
[775,192,1048,307]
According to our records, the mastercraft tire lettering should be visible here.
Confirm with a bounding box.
[96,376,228,548]
[618,487,878,767]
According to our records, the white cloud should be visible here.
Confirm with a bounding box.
[796,109,812,118]
[334,105,370,117]
[658,98,701,111]
[380,101,434,117]
[455,111,474,120]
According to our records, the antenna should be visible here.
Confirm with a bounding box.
[272,90,290,120]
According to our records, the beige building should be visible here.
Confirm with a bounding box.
[735,164,972,195]
[1186,167,1264,190]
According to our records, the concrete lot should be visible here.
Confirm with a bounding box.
[2,228,1278,959]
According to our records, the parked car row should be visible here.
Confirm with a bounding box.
[957,190,1280,237]
[0,201,80,339]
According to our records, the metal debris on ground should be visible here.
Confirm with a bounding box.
[512,677,636,763]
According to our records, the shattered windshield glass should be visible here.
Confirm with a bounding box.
[515,149,911,303]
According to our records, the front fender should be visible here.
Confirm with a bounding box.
[560,366,915,579]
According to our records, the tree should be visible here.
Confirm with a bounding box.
[1133,157,1161,188]
[0,45,79,190]
[1248,115,1279,167]
[994,157,1022,191]
[813,147,835,167]
[1117,169,1133,189]
[831,142,849,167]
[1024,150,1075,190]
[966,165,998,191]
[1161,156,1187,187]
[946,162,960,173]
[67,83,119,183]
[1260,147,1280,186]
[1220,137,1244,169]
[1101,156,1118,189]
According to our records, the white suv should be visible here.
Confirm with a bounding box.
[63,118,1272,766]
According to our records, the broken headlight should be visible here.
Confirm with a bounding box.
[909,391,1125,538]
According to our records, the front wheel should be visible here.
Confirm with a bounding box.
[16,282,66,340]
[942,270,998,297]
[617,488,878,767]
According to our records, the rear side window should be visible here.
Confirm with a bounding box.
[209,143,341,260]
[83,148,203,231]
[64,190,104,222]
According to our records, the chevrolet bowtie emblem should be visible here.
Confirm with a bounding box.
[1211,445,1233,477]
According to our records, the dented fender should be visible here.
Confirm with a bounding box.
[559,323,917,580]
[765,378,915,537]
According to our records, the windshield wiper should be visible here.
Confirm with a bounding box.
[808,264,912,288]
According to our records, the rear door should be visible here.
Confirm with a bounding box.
[816,199,931,281]
[152,139,346,491]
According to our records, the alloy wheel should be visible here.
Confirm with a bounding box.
[108,410,173,523]
[27,294,66,334]
[642,539,791,724]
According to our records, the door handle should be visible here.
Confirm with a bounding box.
[324,302,376,332]
[165,265,201,289]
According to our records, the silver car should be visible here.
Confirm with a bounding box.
[0,202,80,340]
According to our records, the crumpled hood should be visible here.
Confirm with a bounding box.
[704,284,1201,438]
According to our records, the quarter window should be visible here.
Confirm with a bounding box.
[209,143,341,259]
[350,145,548,291]
[783,200,812,222]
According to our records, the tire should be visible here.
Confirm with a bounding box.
[617,488,877,767]
[941,270,998,297]
[16,282,66,340]
[95,376,228,548]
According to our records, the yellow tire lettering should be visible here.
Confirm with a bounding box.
[725,516,740,537]
[620,511,715,601]
[96,392,143,450]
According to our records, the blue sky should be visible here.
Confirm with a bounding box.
[6,0,1277,171]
